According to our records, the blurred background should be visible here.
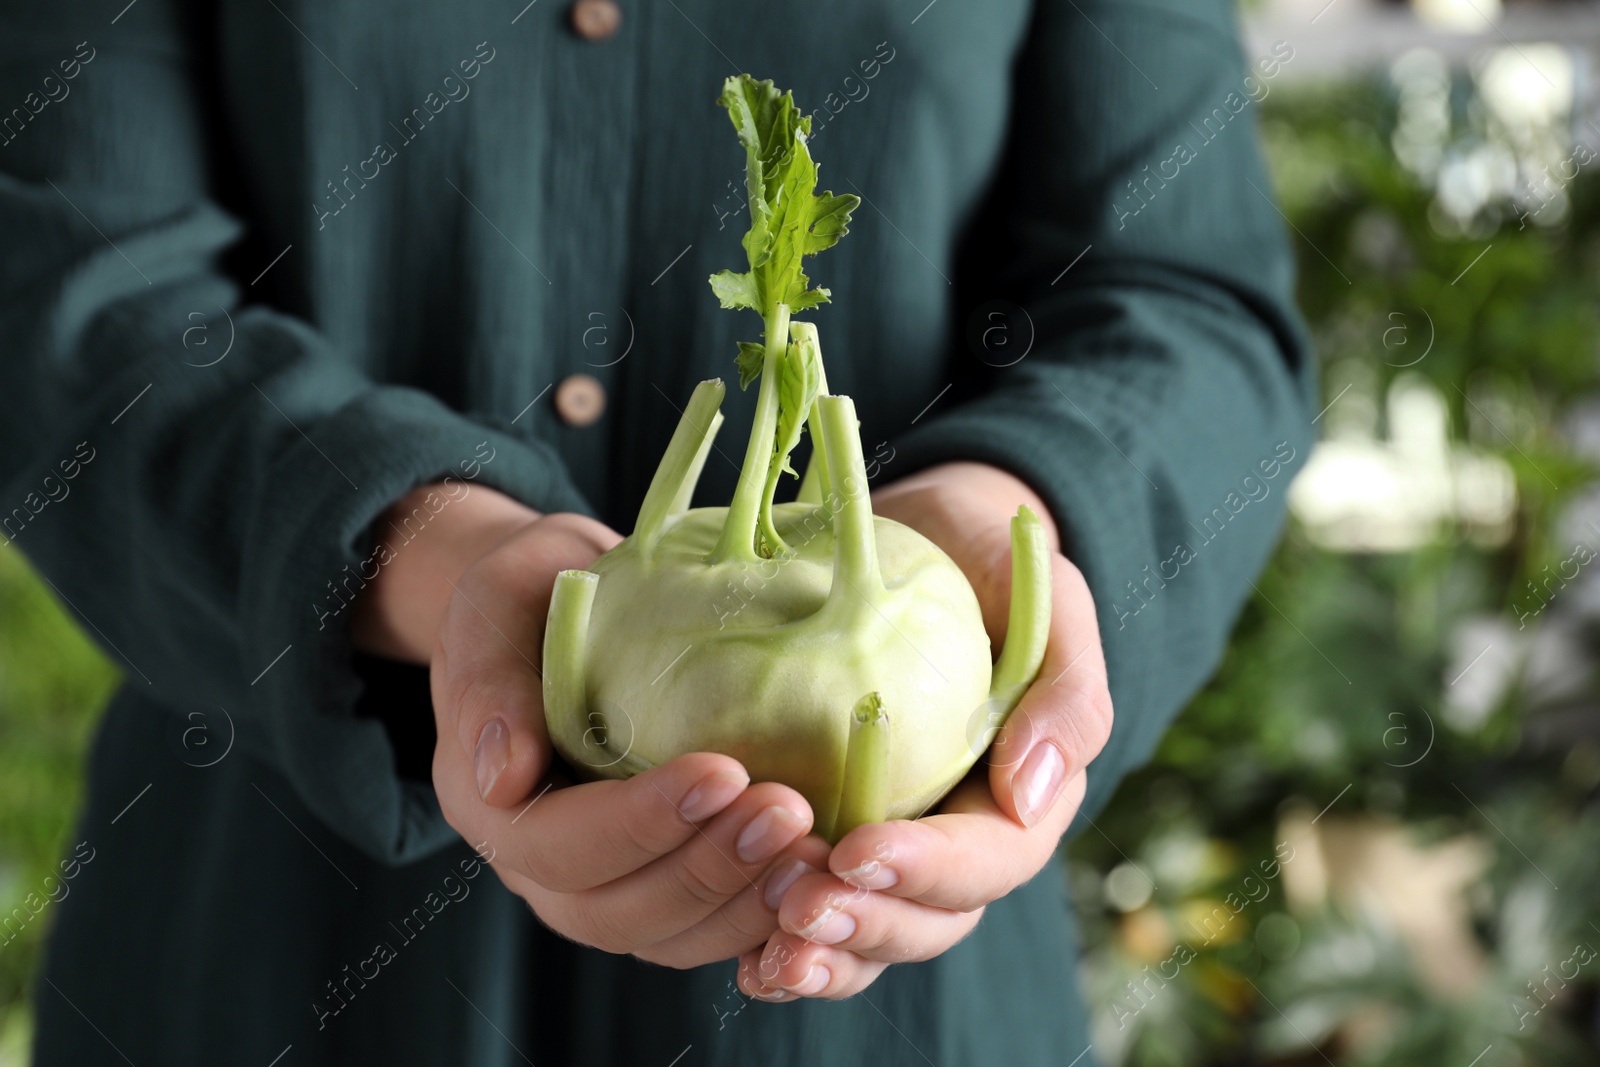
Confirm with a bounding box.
[4,0,1600,1063]
[1072,0,1600,1063]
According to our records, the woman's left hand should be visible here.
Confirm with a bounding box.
[735,462,1114,1001]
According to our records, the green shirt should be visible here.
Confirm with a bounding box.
[1,0,1311,1063]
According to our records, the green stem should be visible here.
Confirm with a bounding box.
[794,325,831,506]
[757,486,790,555]
[543,569,599,772]
[989,505,1052,711]
[830,692,889,842]
[635,380,726,557]
[670,409,724,515]
[711,303,791,563]
[816,395,881,606]
[757,343,795,558]
[795,446,824,504]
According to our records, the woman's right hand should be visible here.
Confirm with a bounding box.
[371,487,824,969]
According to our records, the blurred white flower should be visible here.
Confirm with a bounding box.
[1290,375,1517,551]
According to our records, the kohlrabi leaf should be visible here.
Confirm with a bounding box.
[789,287,832,313]
[710,270,759,311]
[718,75,806,248]
[709,77,857,566]
[735,342,766,390]
[708,75,859,324]
[805,194,858,254]
[772,335,819,479]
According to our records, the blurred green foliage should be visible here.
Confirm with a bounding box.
[0,547,117,1062]
[1069,74,1600,1066]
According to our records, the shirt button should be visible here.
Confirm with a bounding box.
[554,374,607,427]
[569,0,621,41]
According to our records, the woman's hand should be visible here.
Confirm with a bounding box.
[735,463,1114,1000]
[357,484,826,969]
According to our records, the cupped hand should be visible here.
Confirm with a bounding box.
[357,484,827,969]
[735,463,1114,1000]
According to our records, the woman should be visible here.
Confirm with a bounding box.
[1,0,1311,1063]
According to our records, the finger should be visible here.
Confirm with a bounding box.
[432,514,620,809]
[776,870,983,964]
[561,781,814,950]
[433,741,751,894]
[986,558,1111,828]
[827,771,1087,912]
[738,936,890,1001]
[499,752,764,893]
[633,836,833,969]
[735,952,800,1003]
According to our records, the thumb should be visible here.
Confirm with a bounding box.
[431,514,620,808]
[433,575,550,809]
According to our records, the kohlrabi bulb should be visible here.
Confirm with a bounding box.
[540,75,1050,841]
[585,498,995,825]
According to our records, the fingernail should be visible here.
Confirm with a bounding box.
[797,908,856,945]
[750,986,792,1002]
[763,858,815,910]
[790,965,830,996]
[679,770,748,824]
[737,807,806,864]
[474,719,509,800]
[742,962,791,1001]
[1012,741,1067,828]
[837,860,898,890]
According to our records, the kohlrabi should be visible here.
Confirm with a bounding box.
[543,75,1051,842]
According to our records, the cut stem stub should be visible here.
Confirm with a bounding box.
[816,394,882,610]
[634,379,727,557]
[543,569,599,768]
[988,504,1052,712]
[831,692,889,842]
[793,322,832,507]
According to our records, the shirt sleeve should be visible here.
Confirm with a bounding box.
[891,0,1317,821]
[0,1,589,862]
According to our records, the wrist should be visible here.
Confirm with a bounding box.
[352,482,540,663]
